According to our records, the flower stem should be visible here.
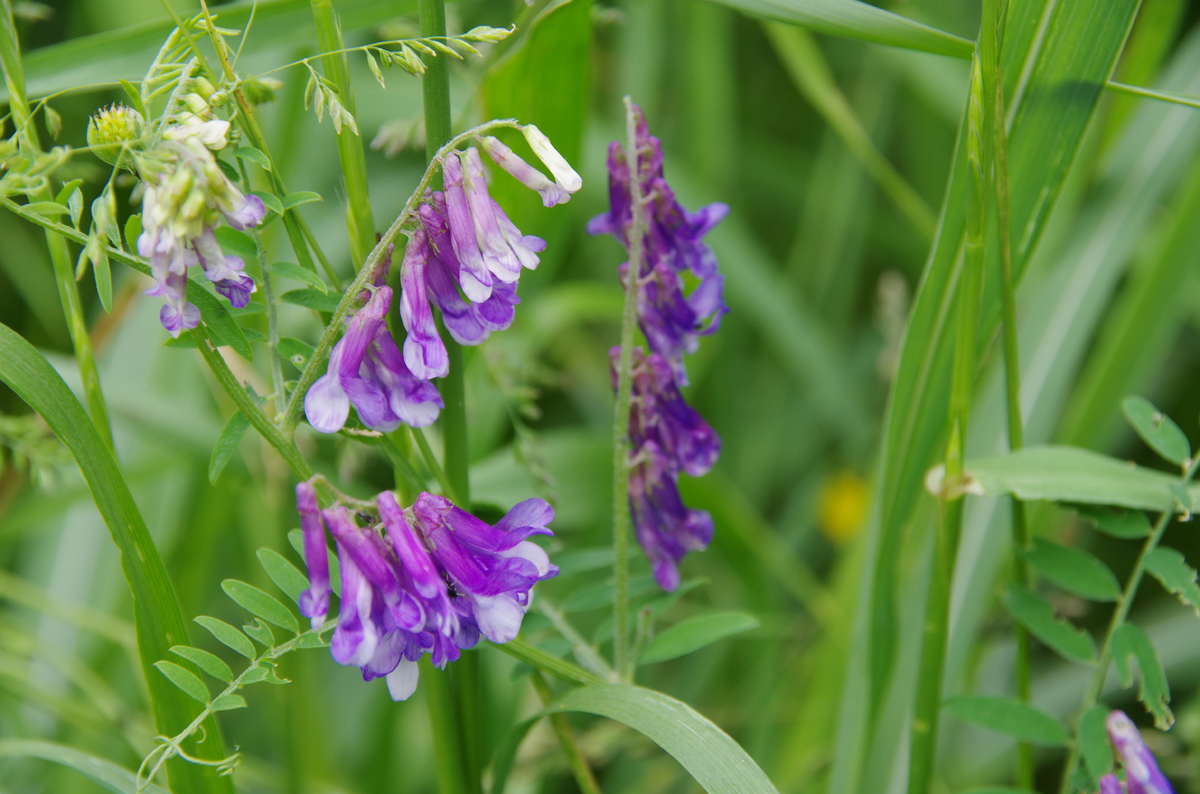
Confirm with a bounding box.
[611,96,646,684]
[1057,460,1199,793]
[417,2,480,792]
[0,4,114,452]
[309,0,376,267]
[237,160,287,419]
[530,671,603,794]
[907,56,987,794]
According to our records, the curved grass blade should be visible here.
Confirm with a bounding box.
[0,323,233,794]
[545,684,780,794]
[0,739,169,794]
[706,0,973,59]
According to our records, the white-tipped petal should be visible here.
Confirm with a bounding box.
[521,125,582,193]
[386,659,420,701]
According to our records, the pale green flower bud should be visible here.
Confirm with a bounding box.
[86,104,144,168]
[241,76,283,105]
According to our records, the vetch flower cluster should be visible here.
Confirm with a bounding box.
[592,104,727,591]
[295,482,557,700]
[1100,710,1176,794]
[588,104,728,384]
[398,128,580,373]
[129,107,265,336]
[305,284,443,434]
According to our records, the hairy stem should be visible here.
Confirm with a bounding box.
[530,672,603,794]
[0,3,113,451]
[611,96,647,683]
[309,0,376,266]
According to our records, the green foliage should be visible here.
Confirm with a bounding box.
[1021,538,1121,601]
[1002,585,1096,664]
[943,696,1070,746]
[1079,706,1114,780]
[1111,623,1173,729]
[1122,395,1191,465]
[639,612,759,665]
[1144,547,1200,614]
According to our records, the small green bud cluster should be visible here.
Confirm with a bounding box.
[85,104,145,168]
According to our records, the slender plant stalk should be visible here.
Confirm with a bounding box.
[237,160,287,419]
[1057,459,1200,793]
[416,2,480,791]
[0,2,114,451]
[907,56,988,794]
[530,671,603,794]
[978,0,1033,785]
[611,96,648,684]
[309,0,376,267]
[489,638,606,687]
[422,657,470,794]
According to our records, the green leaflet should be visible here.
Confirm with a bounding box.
[1002,585,1096,664]
[943,696,1069,747]
[1079,705,1114,780]
[545,684,780,794]
[256,548,310,604]
[706,0,973,58]
[171,645,234,682]
[0,739,169,794]
[0,323,233,794]
[195,615,257,660]
[222,579,299,633]
[640,612,760,665]
[1122,396,1191,466]
[280,288,341,313]
[1144,547,1200,615]
[153,660,210,704]
[1021,538,1121,601]
[208,410,250,484]
[966,445,1193,511]
[1111,624,1173,729]
[267,261,328,293]
[1075,505,1152,539]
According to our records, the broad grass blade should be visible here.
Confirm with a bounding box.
[0,323,233,794]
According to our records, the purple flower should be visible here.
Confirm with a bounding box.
[621,347,721,478]
[630,441,714,591]
[304,286,443,434]
[409,493,557,643]
[1101,774,1125,794]
[292,482,556,700]
[589,104,728,384]
[295,481,330,630]
[136,142,265,335]
[1108,710,1175,794]
[399,230,449,380]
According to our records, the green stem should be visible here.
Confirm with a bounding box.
[611,96,647,684]
[417,2,479,792]
[1057,459,1200,794]
[381,431,423,503]
[423,658,469,794]
[907,56,987,794]
[191,325,313,480]
[237,159,287,419]
[309,0,376,267]
[530,671,603,794]
[0,3,113,452]
[979,0,1032,784]
[488,638,606,687]
[412,427,455,499]
[191,1,330,279]
[536,598,617,681]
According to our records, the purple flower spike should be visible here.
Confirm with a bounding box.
[1108,710,1175,794]
[630,443,714,591]
[295,481,331,629]
[147,270,199,338]
[589,103,728,383]
[480,135,570,207]
[1101,774,1126,794]
[442,152,493,302]
[399,231,450,380]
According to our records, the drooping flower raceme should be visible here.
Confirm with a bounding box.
[588,103,728,385]
[294,482,557,700]
[1106,710,1175,794]
[304,285,443,434]
[593,105,726,590]
[134,118,265,336]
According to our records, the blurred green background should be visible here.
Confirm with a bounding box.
[7,0,1200,792]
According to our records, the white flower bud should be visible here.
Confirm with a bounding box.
[520,124,581,194]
